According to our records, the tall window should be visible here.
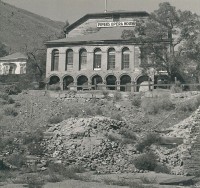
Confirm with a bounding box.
[79,49,87,70]
[122,47,130,70]
[20,64,26,74]
[51,49,59,71]
[94,48,101,70]
[107,48,115,70]
[66,49,73,70]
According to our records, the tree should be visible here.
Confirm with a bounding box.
[0,42,8,57]
[57,20,70,39]
[122,2,200,82]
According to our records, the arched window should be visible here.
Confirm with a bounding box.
[94,48,101,70]
[66,49,73,70]
[51,49,59,71]
[122,47,130,70]
[107,48,115,70]
[79,49,87,70]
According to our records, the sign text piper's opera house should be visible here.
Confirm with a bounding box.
[97,21,136,28]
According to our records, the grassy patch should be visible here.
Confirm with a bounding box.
[142,97,174,114]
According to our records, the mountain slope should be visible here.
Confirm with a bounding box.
[0,1,65,52]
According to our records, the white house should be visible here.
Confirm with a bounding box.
[0,52,27,75]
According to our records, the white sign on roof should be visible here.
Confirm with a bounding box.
[97,21,136,28]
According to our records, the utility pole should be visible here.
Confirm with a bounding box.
[104,0,107,13]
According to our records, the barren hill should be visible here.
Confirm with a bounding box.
[0,1,65,52]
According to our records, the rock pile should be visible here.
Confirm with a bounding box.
[152,107,200,175]
[45,116,137,173]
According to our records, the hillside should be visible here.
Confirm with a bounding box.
[0,1,65,52]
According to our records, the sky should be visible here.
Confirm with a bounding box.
[2,0,200,24]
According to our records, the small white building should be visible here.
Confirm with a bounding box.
[0,52,27,75]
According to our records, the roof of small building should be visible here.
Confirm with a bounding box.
[45,27,135,45]
[0,52,28,61]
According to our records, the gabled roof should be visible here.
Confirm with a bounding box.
[45,27,135,45]
[0,52,28,61]
[65,11,149,33]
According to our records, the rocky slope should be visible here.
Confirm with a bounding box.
[0,1,64,52]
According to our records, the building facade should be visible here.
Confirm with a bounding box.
[0,52,27,75]
[45,11,156,91]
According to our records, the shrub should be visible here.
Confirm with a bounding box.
[14,102,21,108]
[154,163,170,174]
[171,81,182,93]
[136,133,161,152]
[111,113,123,121]
[48,115,63,124]
[4,107,18,117]
[22,129,44,144]
[176,97,200,112]
[7,97,15,104]
[25,174,45,188]
[84,107,94,116]
[132,95,142,107]
[107,133,121,142]
[141,97,174,114]
[7,152,26,169]
[120,128,136,144]
[102,90,109,99]
[48,84,61,91]
[28,142,45,156]
[140,176,157,184]
[3,84,21,95]
[0,92,9,100]
[113,92,122,102]
[133,152,158,171]
[48,163,85,179]
[96,107,103,115]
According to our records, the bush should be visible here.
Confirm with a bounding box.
[4,107,18,117]
[48,115,63,124]
[141,97,174,114]
[48,163,85,179]
[110,113,123,121]
[3,84,21,95]
[14,102,21,108]
[28,142,45,156]
[84,107,94,116]
[140,176,157,184]
[133,152,158,171]
[132,95,142,107]
[120,128,137,144]
[154,163,170,174]
[102,90,109,99]
[171,81,182,93]
[25,174,45,188]
[22,129,44,144]
[48,84,61,91]
[7,152,26,169]
[0,92,9,100]
[96,107,103,115]
[113,92,122,102]
[176,97,200,112]
[7,97,15,104]
[136,133,161,152]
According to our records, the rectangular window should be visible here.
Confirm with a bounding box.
[94,54,101,69]
[122,54,129,69]
[66,51,73,70]
[108,54,115,69]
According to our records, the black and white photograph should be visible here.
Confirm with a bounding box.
[1,0,200,187]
